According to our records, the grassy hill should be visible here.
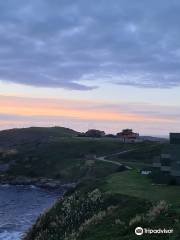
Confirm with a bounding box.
[0,127,141,181]
[24,174,180,240]
[2,127,178,239]
[0,126,78,147]
[0,128,165,182]
[103,170,180,205]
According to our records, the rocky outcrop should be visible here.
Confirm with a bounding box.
[0,163,10,172]
[0,174,77,190]
[0,175,61,189]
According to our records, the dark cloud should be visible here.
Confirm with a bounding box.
[0,0,180,89]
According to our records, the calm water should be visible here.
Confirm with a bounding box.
[0,185,62,240]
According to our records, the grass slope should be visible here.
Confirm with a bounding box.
[1,136,136,181]
[21,138,180,240]
[103,170,180,205]
[0,127,78,147]
[24,178,180,240]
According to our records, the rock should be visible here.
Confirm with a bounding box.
[0,175,71,190]
[0,163,10,172]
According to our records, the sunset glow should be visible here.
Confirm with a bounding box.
[0,94,180,135]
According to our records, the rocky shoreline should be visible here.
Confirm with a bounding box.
[0,175,77,190]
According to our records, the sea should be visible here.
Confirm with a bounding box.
[0,184,62,240]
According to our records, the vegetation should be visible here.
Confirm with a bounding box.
[0,127,78,147]
[79,129,105,137]
[1,137,134,180]
[1,127,179,239]
[24,178,180,240]
[0,127,138,181]
[113,142,164,164]
[103,170,180,205]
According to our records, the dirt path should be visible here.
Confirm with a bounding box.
[95,149,136,170]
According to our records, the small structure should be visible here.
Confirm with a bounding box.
[117,129,139,143]
[153,133,180,184]
[170,145,180,177]
[85,160,95,167]
[152,156,161,168]
[141,170,152,175]
[170,133,180,144]
[161,152,171,172]
[85,154,97,160]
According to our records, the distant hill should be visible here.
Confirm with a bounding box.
[0,127,78,147]
[140,136,168,143]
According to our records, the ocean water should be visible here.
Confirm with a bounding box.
[0,184,61,240]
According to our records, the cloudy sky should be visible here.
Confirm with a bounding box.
[0,0,180,136]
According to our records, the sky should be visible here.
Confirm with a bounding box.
[0,0,180,136]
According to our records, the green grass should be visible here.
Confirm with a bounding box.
[113,142,164,164]
[24,178,180,240]
[103,170,180,205]
[115,160,152,169]
[3,137,134,180]
[16,136,180,240]
[1,129,163,181]
[2,128,180,239]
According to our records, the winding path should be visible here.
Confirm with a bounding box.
[95,149,137,170]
